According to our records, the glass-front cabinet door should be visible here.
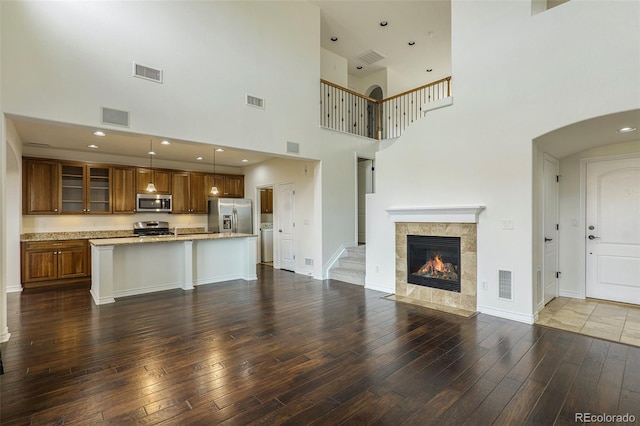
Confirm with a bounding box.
[60,163,112,214]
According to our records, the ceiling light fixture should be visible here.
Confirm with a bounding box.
[161,140,171,145]
[356,66,363,70]
[196,156,203,161]
[216,148,224,152]
[210,147,219,196]
[616,126,637,133]
[145,139,157,193]
[426,68,433,72]
[330,36,338,42]
[408,41,416,46]
[93,131,106,137]
[379,21,388,27]
[241,159,249,163]
[88,144,98,149]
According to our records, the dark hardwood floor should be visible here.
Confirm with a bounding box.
[1,265,639,425]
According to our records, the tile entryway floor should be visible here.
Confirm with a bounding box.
[537,297,640,347]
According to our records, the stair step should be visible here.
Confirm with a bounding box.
[338,256,366,272]
[329,268,365,286]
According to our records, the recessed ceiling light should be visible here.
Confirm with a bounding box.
[408,41,416,46]
[93,131,106,137]
[216,148,224,152]
[88,144,98,149]
[616,126,637,133]
[148,151,156,155]
[196,156,203,160]
[426,69,433,72]
[330,36,338,42]
[161,140,171,145]
[241,159,249,163]
[356,66,363,70]
[379,21,388,27]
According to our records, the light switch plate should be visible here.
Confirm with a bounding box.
[501,219,513,230]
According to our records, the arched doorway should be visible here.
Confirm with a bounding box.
[366,85,383,139]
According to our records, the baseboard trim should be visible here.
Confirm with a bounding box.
[477,305,536,324]
[559,290,584,299]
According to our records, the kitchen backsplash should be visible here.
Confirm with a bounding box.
[22,213,208,234]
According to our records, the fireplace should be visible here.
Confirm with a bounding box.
[407,235,461,292]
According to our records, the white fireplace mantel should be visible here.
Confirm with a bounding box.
[386,205,486,224]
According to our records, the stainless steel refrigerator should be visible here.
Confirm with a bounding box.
[208,198,253,234]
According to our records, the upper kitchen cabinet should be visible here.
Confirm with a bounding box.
[23,158,60,214]
[136,168,172,194]
[112,166,137,214]
[260,188,273,213]
[205,174,244,198]
[60,162,112,214]
[171,171,207,214]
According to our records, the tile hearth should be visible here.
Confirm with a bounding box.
[396,222,477,315]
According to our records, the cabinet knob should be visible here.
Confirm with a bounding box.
[54,209,58,212]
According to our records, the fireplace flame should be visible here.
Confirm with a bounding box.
[415,254,458,281]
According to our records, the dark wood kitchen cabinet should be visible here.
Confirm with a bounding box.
[223,175,244,198]
[136,168,172,194]
[112,166,137,213]
[23,158,60,214]
[172,171,207,214]
[21,239,90,288]
[60,162,112,214]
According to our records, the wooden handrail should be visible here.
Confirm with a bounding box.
[381,77,451,102]
[320,79,380,103]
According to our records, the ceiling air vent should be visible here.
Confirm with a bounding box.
[133,62,163,83]
[357,49,386,65]
[246,94,265,109]
[101,107,130,127]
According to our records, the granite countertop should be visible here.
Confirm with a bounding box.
[20,228,208,242]
[90,233,257,246]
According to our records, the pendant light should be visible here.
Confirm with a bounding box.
[145,139,157,193]
[210,146,219,196]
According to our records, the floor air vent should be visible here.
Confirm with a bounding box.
[498,270,513,300]
[133,62,163,83]
[246,94,265,109]
[101,107,130,127]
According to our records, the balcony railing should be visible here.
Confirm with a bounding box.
[320,77,451,140]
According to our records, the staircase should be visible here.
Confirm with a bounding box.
[329,245,366,286]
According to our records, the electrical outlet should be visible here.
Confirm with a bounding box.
[481,281,488,290]
[501,220,513,230]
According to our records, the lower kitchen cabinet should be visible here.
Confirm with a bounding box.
[21,239,90,288]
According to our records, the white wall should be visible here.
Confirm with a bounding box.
[243,157,319,277]
[558,140,640,298]
[320,48,348,87]
[366,0,640,323]
[5,121,22,293]
[348,68,388,98]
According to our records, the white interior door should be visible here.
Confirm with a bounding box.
[586,157,640,304]
[277,183,296,271]
[543,155,560,305]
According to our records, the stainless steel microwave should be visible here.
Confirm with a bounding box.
[136,194,172,212]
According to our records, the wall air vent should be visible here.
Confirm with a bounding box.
[133,62,163,83]
[286,141,300,154]
[246,94,265,109]
[101,107,130,127]
[498,270,513,301]
[357,49,386,65]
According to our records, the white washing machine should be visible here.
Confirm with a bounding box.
[261,224,273,262]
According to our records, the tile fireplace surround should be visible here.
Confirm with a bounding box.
[386,206,484,317]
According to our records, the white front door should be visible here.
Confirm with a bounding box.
[543,155,559,305]
[586,157,640,304]
[277,183,296,271]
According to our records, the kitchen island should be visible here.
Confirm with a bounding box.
[89,233,257,305]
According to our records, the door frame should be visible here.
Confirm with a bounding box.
[255,184,274,265]
[355,153,375,245]
[579,152,640,299]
